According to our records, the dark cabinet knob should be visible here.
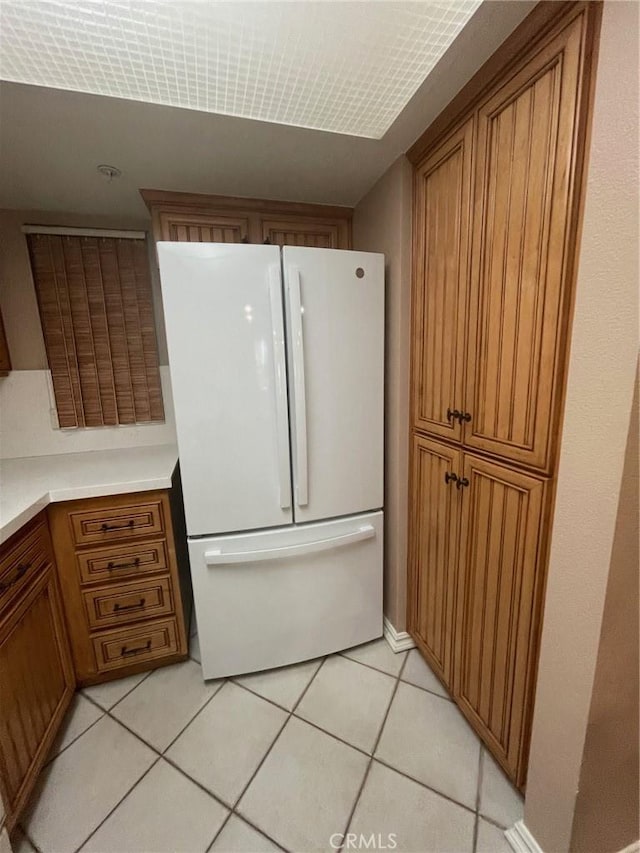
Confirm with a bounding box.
[456,477,470,490]
[444,472,459,485]
[446,408,461,423]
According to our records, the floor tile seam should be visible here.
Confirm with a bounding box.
[90,667,155,715]
[229,655,324,713]
[71,754,163,853]
[204,810,233,853]
[371,756,479,818]
[160,678,227,754]
[398,677,454,702]
[472,744,484,852]
[15,824,41,853]
[43,711,105,769]
[219,657,330,851]
[338,651,406,680]
[227,809,290,853]
[338,647,410,850]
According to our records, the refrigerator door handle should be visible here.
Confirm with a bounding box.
[288,266,309,506]
[204,524,375,565]
[269,265,292,510]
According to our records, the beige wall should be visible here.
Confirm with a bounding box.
[570,376,639,852]
[353,156,413,631]
[525,3,640,850]
[0,209,168,369]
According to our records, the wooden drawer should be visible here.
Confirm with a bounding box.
[69,500,165,546]
[0,519,51,612]
[77,540,169,586]
[92,618,179,673]
[83,577,173,629]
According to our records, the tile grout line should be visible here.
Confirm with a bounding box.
[340,650,453,703]
[338,650,410,852]
[206,655,331,853]
[472,745,485,852]
[71,755,163,853]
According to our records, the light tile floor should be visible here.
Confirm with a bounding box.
[16,634,522,853]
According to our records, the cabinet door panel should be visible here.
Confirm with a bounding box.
[158,211,249,243]
[0,565,74,828]
[261,218,346,249]
[453,454,545,784]
[408,434,461,684]
[464,18,584,470]
[412,120,473,442]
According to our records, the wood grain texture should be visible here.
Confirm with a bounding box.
[407,434,461,686]
[141,188,352,249]
[411,120,473,442]
[453,454,546,786]
[464,14,586,471]
[0,525,74,832]
[48,489,188,684]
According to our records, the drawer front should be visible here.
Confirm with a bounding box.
[92,618,179,673]
[77,540,169,586]
[83,577,174,629]
[0,520,50,611]
[69,501,165,546]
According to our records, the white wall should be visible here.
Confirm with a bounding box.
[524,3,640,850]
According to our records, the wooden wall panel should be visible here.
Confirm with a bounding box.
[412,120,473,442]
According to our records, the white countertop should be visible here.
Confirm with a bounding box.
[0,444,179,545]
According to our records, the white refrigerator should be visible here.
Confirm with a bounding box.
[158,242,384,679]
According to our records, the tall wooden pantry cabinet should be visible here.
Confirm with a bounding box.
[407,1,601,788]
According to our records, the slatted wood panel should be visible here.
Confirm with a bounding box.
[27,233,164,428]
[464,18,584,471]
[0,306,11,375]
[453,454,545,783]
[158,211,249,243]
[408,434,461,685]
[412,120,473,442]
[0,564,74,828]
[260,218,344,249]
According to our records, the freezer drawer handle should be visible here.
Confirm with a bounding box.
[204,524,375,565]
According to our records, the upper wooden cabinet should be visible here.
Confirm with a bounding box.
[141,189,352,249]
[412,119,473,443]
[464,19,585,471]
[410,9,593,473]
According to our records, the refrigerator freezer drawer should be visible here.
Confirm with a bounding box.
[188,512,383,679]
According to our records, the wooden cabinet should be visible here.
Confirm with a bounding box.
[48,490,189,684]
[453,455,546,782]
[141,189,352,249]
[464,20,585,471]
[412,120,473,443]
[0,305,11,376]
[408,435,460,686]
[407,2,600,788]
[0,515,74,832]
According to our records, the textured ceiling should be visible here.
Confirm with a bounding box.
[0,0,481,139]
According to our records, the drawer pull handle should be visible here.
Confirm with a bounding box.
[121,640,152,657]
[107,558,141,571]
[113,598,146,613]
[0,562,30,592]
[101,520,135,533]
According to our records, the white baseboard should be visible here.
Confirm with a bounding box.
[383,616,416,653]
[505,821,543,853]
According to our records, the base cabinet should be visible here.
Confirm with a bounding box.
[0,522,74,832]
[409,436,547,786]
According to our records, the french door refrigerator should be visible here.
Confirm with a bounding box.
[158,242,384,679]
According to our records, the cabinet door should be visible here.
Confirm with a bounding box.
[0,565,74,829]
[464,18,584,470]
[412,119,473,442]
[157,210,249,243]
[0,306,11,375]
[261,218,347,249]
[408,434,462,685]
[453,453,545,784]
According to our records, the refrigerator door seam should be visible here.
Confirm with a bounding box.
[287,265,309,507]
[268,263,292,510]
